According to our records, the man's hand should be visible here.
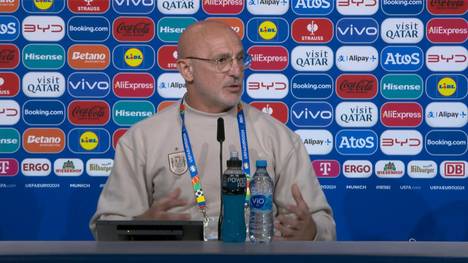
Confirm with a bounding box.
[135,188,191,220]
[274,184,317,240]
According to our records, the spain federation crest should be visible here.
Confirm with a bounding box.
[168,151,187,175]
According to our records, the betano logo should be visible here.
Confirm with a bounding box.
[68,0,110,13]
[113,73,154,98]
[426,74,467,100]
[0,72,19,97]
[23,128,65,153]
[206,17,244,39]
[68,44,110,70]
[0,0,19,12]
[292,18,333,43]
[80,131,99,151]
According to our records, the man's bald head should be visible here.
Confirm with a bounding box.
[177,20,241,59]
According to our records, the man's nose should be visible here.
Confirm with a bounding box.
[228,58,242,77]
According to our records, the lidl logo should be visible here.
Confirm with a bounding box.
[381,18,424,44]
[68,0,110,13]
[113,44,154,70]
[291,0,333,15]
[113,73,154,98]
[425,102,467,128]
[0,15,19,41]
[381,46,423,71]
[158,0,200,14]
[22,99,65,125]
[68,72,110,98]
[157,16,196,43]
[291,45,333,71]
[206,17,244,39]
[291,73,333,99]
[0,0,19,12]
[380,102,423,127]
[22,72,65,98]
[157,101,176,112]
[426,74,467,100]
[0,128,19,153]
[381,74,423,99]
[157,45,177,70]
[0,72,19,97]
[68,100,110,125]
[112,100,155,126]
[67,16,110,42]
[250,101,288,124]
[295,129,333,155]
[23,128,65,153]
[202,0,244,14]
[291,102,333,127]
[247,18,288,43]
[426,130,467,156]
[157,72,186,98]
[248,45,288,71]
[427,18,468,44]
[23,0,65,13]
[68,44,110,70]
[0,99,19,125]
[112,0,155,14]
[22,44,64,69]
[22,15,65,41]
[291,18,333,44]
[335,129,378,155]
[427,0,467,15]
[336,74,377,99]
[336,18,378,43]
[68,128,110,153]
[0,44,19,69]
[113,16,155,42]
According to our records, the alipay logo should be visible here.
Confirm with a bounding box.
[336,46,378,72]
[295,129,333,155]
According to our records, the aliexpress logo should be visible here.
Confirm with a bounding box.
[247,45,288,71]
[67,44,110,70]
[202,0,244,14]
[250,101,288,124]
[0,72,19,97]
[68,100,110,125]
[206,17,244,39]
[291,18,333,43]
[426,18,468,44]
[157,45,177,70]
[0,0,19,12]
[23,128,65,153]
[336,74,378,99]
[113,73,155,98]
[381,102,423,127]
[113,16,155,42]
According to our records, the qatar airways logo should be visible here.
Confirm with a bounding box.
[335,102,378,127]
[246,73,288,99]
[381,18,424,44]
[247,46,288,71]
[291,45,333,71]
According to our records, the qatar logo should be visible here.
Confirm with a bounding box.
[86,158,113,176]
[158,0,199,14]
[426,18,468,44]
[54,158,84,176]
[295,129,333,155]
[380,74,423,100]
[335,102,378,127]
[157,45,178,70]
[337,0,378,15]
[0,72,20,97]
[157,72,186,99]
[375,160,404,178]
[22,72,65,98]
[0,16,19,41]
[246,73,288,99]
[291,45,333,71]
[440,161,467,179]
[381,18,424,44]
[291,18,333,43]
[336,46,378,72]
[113,45,155,70]
[22,99,65,125]
[336,74,377,99]
[68,128,110,154]
[247,46,288,71]
[381,46,423,71]
[380,129,423,155]
[23,0,65,13]
[0,99,19,125]
[342,160,372,178]
[202,0,244,14]
[68,72,110,98]
[247,0,289,14]
[336,18,378,43]
[22,15,65,41]
[425,130,467,156]
[21,158,51,176]
[407,160,437,179]
[312,160,339,178]
[425,102,467,128]
[113,73,154,98]
[291,102,333,127]
[291,0,333,15]
[381,0,423,15]
[335,129,378,155]
[250,101,288,124]
[380,102,423,127]
[246,18,289,43]
[113,16,155,42]
[68,0,110,13]
[426,46,467,72]
[68,100,110,126]
[112,0,155,14]
[426,74,467,100]
[291,74,333,99]
[67,16,110,42]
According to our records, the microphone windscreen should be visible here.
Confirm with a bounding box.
[217,117,225,142]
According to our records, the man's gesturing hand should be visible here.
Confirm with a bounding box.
[136,188,191,220]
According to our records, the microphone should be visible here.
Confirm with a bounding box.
[217,117,225,240]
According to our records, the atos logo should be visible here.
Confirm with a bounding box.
[0,99,20,125]
[248,46,288,71]
[68,128,110,153]
[336,46,378,72]
[426,46,467,72]
[68,72,110,98]
[381,0,423,14]
[67,16,110,42]
[380,129,423,155]
[158,0,200,14]
[68,44,110,70]
[336,18,378,43]
[342,160,372,178]
[0,72,19,97]
[113,44,155,70]
[312,160,339,178]
[68,100,110,125]
[22,72,65,98]
[337,0,378,15]
[335,129,378,155]
[202,0,244,14]
[246,73,288,99]
[426,18,468,44]
[381,74,423,99]
[22,16,65,41]
[291,18,333,43]
[335,102,378,127]
[407,160,437,179]
[21,158,51,176]
[295,129,333,155]
[247,18,289,43]
[0,158,18,176]
[113,73,154,98]
[291,45,333,71]
[381,46,423,71]
[157,45,177,70]
[68,0,110,13]
[23,44,64,69]
[54,158,83,176]
[112,128,127,149]
[22,99,65,125]
[113,16,155,42]
[425,102,467,128]
[157,17,196,43]
[427,0,467,15]
[157,72,186,99]
[426,74,467,100]
[206,17,244,39]
[112,0,155,14]
[250,101,288,124]
[247,0,289,15]
[336,74,377,99]
[291,74,333,99]
[87,158,113,177]
[291,0,333,15]
[381,18,424,44]
[375,160,404,178]
[440,161,467,179]
[0,44,19,69]
[112,100,155,126]
[0,0,19,12]
[426,130,467,156]
[0,128,19,153]
[291,102,333,127]
[381,102,423,127]
[23,128,65,153]
[0,16,19,41]
[23,0,65,13]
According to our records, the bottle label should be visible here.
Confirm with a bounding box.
[250,194,272,212]
[222,173,246,194]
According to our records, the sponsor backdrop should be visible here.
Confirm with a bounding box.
[0,0,467,240]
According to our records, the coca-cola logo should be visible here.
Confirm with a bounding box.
[113,17,155,42]
[68,100,110,125]
[336,74,377,99]
[0,45,19,68]
[117,22,151,35]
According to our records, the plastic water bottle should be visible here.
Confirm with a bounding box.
[249,160,274,243]
[221,152,247,242]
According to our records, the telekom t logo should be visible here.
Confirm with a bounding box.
[0,161,9,174]
[312,160,340,178]
[0,159,18,176]
[319,162,331,175]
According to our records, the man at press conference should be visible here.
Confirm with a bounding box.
[90,20,336,241]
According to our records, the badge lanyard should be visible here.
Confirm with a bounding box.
[179,100,252,221]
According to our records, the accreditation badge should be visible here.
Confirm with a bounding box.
[168,151,188,176]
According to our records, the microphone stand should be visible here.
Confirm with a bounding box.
[217,117,225,241]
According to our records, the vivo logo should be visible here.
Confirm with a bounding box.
[336,18,378,43]
[295,129,333,155]
[336,46,378,71]
[246,73,288,99]
[68,72,110,98]
[113,0,155,14]
[291,102,333,127]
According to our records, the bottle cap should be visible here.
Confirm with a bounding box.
[227,151,242,168]
[256,160,267,168]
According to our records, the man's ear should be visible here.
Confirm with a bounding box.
[176,59,194,82]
